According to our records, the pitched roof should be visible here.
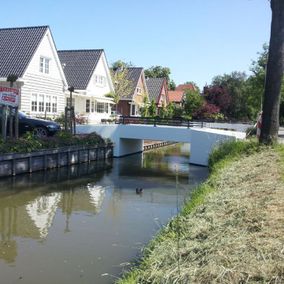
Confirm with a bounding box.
[0,26,49,78]
[176,83,196,92]
[58,49,103,90]
[146,77,165,103]
[120,67,144,99]
[168,90,184,103]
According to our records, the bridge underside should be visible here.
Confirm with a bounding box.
[77,124,246,166]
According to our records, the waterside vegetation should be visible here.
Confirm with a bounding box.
[0,131,109,154]
[117,140,284,283]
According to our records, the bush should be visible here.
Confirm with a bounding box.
[0,131,109,154]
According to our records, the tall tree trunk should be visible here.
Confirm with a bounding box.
[260,0,284,144]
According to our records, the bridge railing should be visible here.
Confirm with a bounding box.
[115,116,204,128]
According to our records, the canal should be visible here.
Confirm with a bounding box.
[0,143,208,284]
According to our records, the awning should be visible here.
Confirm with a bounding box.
[95,98,115,104]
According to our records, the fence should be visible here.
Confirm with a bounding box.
[116,116,204,128]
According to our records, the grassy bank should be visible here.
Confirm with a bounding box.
[117,141,284,284]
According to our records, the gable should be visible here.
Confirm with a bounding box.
[86,51,115,96]
[58,49,103,90]
[24,29,67,85]
[0,26,48,78]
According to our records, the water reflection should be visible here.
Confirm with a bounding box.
[0,144,208,284]
[26,193,62,238]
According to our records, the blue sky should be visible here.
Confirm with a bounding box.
[1,0,271,88]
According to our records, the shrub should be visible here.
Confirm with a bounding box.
[0,131,109,154]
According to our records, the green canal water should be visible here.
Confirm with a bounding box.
[0,143,208,284]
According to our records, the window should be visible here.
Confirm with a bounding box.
[52,96,57,113]
[31,94,38,112]
[91,101,95,113]
[131,104,136,116]
[136,87,142,94]
[30,94,58,113]
[94,75,106,87]
[39,95,44,112]
[86,99,90,113]
[45,95,51,113]
[96,102,105,113]
[40,57,50,74]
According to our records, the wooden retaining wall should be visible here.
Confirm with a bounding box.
[0,144,113,178]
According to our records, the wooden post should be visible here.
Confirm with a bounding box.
[15,107,19,139]
[9,106,13,138]
[1,105,7,141]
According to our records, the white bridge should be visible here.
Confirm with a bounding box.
[77,124,246,166]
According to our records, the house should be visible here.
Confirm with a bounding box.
[58,49,115,123]
[117,67,149,116]
[168,90,185,107]
[0,26,68,116]
[146,77,168,114]
[176,83,196,92]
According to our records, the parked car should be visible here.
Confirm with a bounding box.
[0,111,61,138]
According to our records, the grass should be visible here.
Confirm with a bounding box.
[117,140,284,284]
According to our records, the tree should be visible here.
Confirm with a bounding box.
[148,100,157,117]
[260,0,284,144]
[212,72,248,120]
[144,65,176,90]
[183,89,204,119]
[140,96,149,117]
[203,85,231,116]
[245,45,269,119]
[169,79,176,90]
[144,66,171,80]
[107,61,133,112]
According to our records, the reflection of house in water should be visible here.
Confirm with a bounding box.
[0,191,61,263]
[87,184,105,212]
[60,185,105,222]
[0,176,107,263]
[26,193,62,238]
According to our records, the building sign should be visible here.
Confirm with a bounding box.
[0,87,20,107]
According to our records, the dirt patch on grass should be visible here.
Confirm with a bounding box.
[121,148,284,284]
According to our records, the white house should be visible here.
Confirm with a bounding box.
[0,26,68,117]
[58,49,115,123]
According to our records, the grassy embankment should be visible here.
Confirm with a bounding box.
[117,140,284,284]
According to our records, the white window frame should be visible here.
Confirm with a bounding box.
[38,94,45,112]
[94,75,106,87]
[45,95,51,113]
[40,57,50,74]
[31,93,38,112]
[52,96,57,113]
[96,102,105,113]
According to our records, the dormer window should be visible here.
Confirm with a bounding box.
[40,57,50,74]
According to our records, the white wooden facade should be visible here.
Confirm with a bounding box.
[21,29,67,117]
[70,52,115,123]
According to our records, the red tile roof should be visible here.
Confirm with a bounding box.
[168,90,184,103]
[176,83,196,92]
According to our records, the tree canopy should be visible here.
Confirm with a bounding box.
[144,66,176,90]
